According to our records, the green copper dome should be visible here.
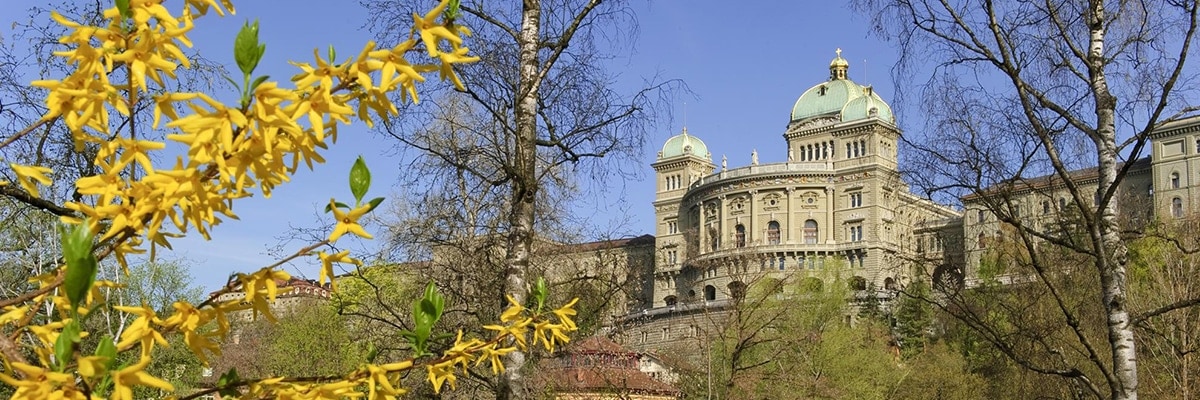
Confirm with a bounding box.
[790,79,860,122]
[660,128,709,159]
[789,50,894,124]
[840,89,893,122]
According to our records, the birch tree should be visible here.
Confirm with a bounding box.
[360,1,677,398]
[853,0,1200,398]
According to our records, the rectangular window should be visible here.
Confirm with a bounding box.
[849,192,863,208]
[848,225,863,242]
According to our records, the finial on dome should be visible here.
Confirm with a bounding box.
[830,48,849,81]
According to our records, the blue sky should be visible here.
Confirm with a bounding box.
[4,1,904,292]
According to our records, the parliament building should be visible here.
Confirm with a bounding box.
[615,50,1200,354]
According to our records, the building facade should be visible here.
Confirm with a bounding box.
[620,50,1200,355]
[646,51,958,314]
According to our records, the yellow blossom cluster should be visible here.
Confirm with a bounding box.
[9,0,477,268]
[0,0,578,398]
[1,269,579,399]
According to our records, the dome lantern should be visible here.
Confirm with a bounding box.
[830,48,849,81]
[789,49,894,124]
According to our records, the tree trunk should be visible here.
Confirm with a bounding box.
[498,0,541,399]
[1087,1,1138,398]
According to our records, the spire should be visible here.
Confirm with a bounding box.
[830,48,849,81]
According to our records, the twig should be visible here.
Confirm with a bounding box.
[0,118,55,151]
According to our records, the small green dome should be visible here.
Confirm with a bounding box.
[660,128,709,159]
[841,89,893,123]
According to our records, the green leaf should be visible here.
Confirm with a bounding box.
[115,0,133,19]
[234,20,264,77]
[95,335,117,367]
[217,368,240,397]
[444,0,461,20]
[249,75,271,93]
[323,201,351,213]
[349,156,371,204]
[408,283,446,356]
[53,321,81,371]
[221,74,241,92]
[60,221,97,311]
[366,197,386,213]
[533,277,549,312]
[365,342,379,363]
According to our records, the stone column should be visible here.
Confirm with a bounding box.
[825,186,835,244]
[748,189,758,245]
[785,187,794,243]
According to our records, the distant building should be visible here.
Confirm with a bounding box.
[535,336,681,399]
[643,50,955,315]
[208,277,332,322]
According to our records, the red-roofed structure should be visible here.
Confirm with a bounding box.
[536,336,680,399]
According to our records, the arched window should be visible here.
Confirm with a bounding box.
[804,219,819,244]
[767,221,781,245]
[978,232,987,249]
[664,296,677,306]
[1059,197,1067,210]
[848,276,867,291]
[884,277,896,291]
[1042,200,1051,214]
[1173,197,1184,218]
[802,277,824,293]
[704,285,717,301]
[728,281,746,299]
[1172,172,1181,189]
[735,224,746,248]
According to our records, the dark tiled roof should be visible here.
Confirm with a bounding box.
[961,157,1151,201]
[537,336,680,397]
[542,234,656,253]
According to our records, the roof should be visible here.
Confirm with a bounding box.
[790,51,894,124]
[555,234,656,252]
[659,127,709,160]
[538,336,680,397]
[961,157,1152,202]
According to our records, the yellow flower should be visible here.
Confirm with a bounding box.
[328,199,372,242]
[475,343,516,375]
[483,318,530,350]
[364,364,406,399]
[317,249,359,289]
[77,355,110,378]
[552,297,579,331]
[112,357,174,400]
[499,294,524,322]
[10,164,53,197]
[162,301,222,364]
[426,360,457,393]
[411,0,462,57]
[0,305,28,325]
[114,305,168,357]
[0,362,75,399]
[443,330,482,370]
